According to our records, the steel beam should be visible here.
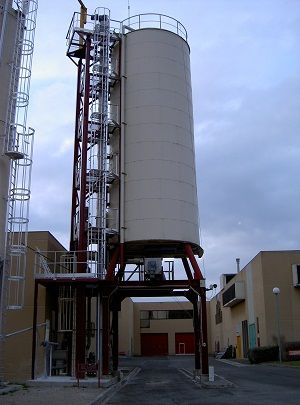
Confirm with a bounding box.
[70,58,83,252]
[78,35,91,269]
[106,245,120,280]
[184,244,203,280]
[182,257,193,280]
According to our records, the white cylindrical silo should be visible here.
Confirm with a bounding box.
[110,15,203,258]
[110,16,202,258]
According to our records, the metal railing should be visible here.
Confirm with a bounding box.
[35,250,103,278]
[66,11,121,55]
[121,13,187,41]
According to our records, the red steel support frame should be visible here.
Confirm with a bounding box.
[70,58,83,252]
[77,35,91,269]
[182,257,193,280]
[75,36,91,377]
[102,293,110,375]
[106,245,120,280]
[184,243,208,375]
[184,243,203,280]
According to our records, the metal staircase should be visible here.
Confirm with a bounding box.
[67,8,120,278]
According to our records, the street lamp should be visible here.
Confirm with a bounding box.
[272,287,282,363]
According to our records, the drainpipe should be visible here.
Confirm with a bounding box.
[120,29,126,246]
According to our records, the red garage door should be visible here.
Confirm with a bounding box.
[175,333,195,354]
[141,333,168,356]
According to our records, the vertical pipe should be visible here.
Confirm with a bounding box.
[236,258,240,273]
[102,293,110,375]
[119,31,126,245]
[31,280,38,380]
[0,0,9,62]
[200,289,209,375]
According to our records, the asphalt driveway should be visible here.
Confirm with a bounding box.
[103,356,300,404]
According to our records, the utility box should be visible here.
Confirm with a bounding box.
[144,258,163,281]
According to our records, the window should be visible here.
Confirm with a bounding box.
[140,309,193,327]
[215,300,222,324]
[140,319,150,328]
[140,310,150,320]
[168,310,193,319]
[140,311,150,328]
[151,310,168,319]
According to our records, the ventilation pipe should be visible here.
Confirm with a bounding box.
[236,258,240,273]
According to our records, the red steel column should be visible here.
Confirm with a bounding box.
[182,257,193,280]
[184,244,203,280]
[78,35,91,269]
[184,244,209,374]
[102,292,110,375]
[106,246,120,280]
[70,58,83,252]
[75,35,91,379]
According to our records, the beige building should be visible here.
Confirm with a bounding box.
[119,300,195,357]
[3,231,66,381]
[208,251,300,358]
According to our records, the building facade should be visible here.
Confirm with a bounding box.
[3,231,66,381]
[208,251,300,358]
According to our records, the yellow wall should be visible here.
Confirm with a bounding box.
[3,232,66,382]
[131,301,194,355]
[208,251,300,359]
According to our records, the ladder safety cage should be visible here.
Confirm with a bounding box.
[4,0,38,310]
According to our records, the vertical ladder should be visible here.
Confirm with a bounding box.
[87,9,110,278]
[4,0,37,309]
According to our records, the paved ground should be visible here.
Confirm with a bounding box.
[104,356,300,405]
[1,356,300,404]
[0,385,101,404]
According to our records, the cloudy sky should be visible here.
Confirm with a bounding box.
[27,0,300,292]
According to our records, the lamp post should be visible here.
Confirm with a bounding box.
[272,287,282,363]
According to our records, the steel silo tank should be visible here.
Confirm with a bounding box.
[121,16,201,257]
